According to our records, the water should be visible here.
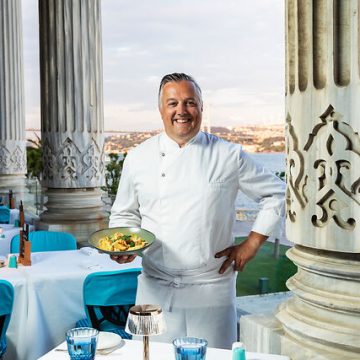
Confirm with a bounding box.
[67,339,97,360]
[236,152,285,210]
[175,344,207,360]
[248,152,285,173]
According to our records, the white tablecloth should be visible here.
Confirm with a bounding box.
[39,339,290,360]
[0,224,35,257]
[0,249,142,360]
[9,209,19,225]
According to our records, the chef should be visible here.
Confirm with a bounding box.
[109,73,285,349]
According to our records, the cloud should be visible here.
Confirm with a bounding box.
[22,0,285,131]
[104,104,161,131]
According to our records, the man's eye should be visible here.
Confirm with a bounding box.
[187,100,196,106]
[168,102,177,107]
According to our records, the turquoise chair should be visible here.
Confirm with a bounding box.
[0,280,14,359]
[76,268,142,339]
[10,231,77,253]
[0,206,10,224]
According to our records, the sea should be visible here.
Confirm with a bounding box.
[236,152,285,210]
[26,130,285,210]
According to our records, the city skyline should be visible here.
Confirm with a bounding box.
[22,0,285,131]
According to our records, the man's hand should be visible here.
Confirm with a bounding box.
[215,231,268,274]
[110,254,137,264]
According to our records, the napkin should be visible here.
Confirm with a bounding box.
[80,247,98,256]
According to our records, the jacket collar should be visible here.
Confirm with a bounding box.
[160,131,203,152]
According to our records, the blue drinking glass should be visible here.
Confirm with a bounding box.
[66,327,98,360]
[173,337,208,360]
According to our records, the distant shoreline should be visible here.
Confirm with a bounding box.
[26,126,286,154]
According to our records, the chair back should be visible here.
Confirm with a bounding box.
[0,280,14,357]
[10,230,77,253]
[83,268,141,331]
[0,206,10,224]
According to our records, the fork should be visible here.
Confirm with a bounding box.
[55,346,119,355]
[97,345,120,355]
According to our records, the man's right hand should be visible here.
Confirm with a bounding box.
[110,254,137,264]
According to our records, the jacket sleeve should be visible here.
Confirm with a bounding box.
[109,153,141,228]
[237,147,286,237]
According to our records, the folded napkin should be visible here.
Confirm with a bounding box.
[80,247,98,256]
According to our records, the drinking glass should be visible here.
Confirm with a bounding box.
[66,327,99,360]
[173,337,208,360]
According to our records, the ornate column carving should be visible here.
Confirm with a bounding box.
[277,1,360,358]
[38,0,106,242]
[0,0,27,201]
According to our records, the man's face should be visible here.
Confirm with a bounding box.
[159,80,203,147]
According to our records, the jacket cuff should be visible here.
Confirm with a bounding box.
[251,209,284,237]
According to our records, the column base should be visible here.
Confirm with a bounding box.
[39,188,109,245]
[240,312,359,360]
[0,174,28,205]
[275,246,360,359]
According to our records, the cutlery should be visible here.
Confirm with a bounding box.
[97,345,120,355]
[55,344,121,355]
[55,340,125,355]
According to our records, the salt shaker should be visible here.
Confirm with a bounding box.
[8,255,18,268]
[232,342,246,360]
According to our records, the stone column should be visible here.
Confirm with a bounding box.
[0,0,27,203]
[38,0,107,243]
[276,0,360,359]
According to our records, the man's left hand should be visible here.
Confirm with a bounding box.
[215,231,268,274]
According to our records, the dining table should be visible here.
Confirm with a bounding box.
[0,224,35,257]
[0,249,142,360]
[38,338,291,359]
[9,208,20,225]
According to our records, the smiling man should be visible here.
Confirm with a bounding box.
[158,74,203,147]
[109,73,285,348]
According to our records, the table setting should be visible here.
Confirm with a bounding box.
[1,249,142,360]
[40,334,290,360]
[38,301,289,360]
[0,223,35,257]
[55,330,125,356]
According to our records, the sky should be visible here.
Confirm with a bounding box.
[22,0,285,131]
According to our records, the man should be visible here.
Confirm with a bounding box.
[109,73,285,349]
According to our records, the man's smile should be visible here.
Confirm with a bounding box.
[172,118,192,124]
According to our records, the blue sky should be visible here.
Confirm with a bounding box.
[22,0,284,131]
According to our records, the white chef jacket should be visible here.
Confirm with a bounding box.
[109,131,285,348]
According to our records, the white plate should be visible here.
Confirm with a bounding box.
[57,331,123,351]
[98,331,123,350]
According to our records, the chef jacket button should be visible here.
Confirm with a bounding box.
[161,173,165,177]
[160,152,165,157]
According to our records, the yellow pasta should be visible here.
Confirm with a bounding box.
[98,232,148,252]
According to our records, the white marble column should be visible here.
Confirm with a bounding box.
[239,2,360,359]
[0,0,27,203]
[276,0,360,358]
[38,0,107,243]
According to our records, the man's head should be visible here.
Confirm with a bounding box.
[158,73,203,147]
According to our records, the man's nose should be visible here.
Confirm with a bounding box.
[176,102,187,114]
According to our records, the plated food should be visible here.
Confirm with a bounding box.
[98,232,148,252]
[89,227,155,255]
